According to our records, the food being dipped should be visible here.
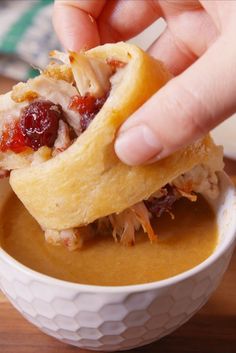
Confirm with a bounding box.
[0,43,223,255]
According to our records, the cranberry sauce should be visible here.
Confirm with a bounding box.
[0,100,63,153]
[69,93,107,132]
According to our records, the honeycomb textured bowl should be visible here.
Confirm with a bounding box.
[0,173,235,351]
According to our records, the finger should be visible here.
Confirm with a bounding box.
[115,36,236,165]
[53,0,106,51]
[200,0,236,31]
[98,0,161,43]
[148,27,196,76]
[148,9,218,75]
[161,0,201,12]
[53,0,162,50]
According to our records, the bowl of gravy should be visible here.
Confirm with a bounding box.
[0,172,235,351]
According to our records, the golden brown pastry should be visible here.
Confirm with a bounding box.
[0,43,223,249]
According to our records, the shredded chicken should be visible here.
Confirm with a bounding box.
[50,162,221,250]
[0,50,126,179]
[176,188,197,202]
[131,202,157,243]
[89,201,156,247]
[109,209,141,245]
[53,120,71,156]
[0,51,122,179]
[0,75,82,172]
[49,50,70,65]
[173,164,220,199]
[69,51,113,98]
[44,226,95,251]
[0,91,27,130]
[1,75,82,135]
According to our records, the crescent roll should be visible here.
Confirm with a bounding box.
[0,42,223,249]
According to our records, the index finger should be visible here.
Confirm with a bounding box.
[53,0,106,51]
[53,0,162,51]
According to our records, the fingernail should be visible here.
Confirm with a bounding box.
[115,125,163,166]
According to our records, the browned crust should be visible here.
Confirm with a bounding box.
[11,82,38,103]
[43,63,74,84]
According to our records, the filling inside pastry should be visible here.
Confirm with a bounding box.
[0,51,223,250]
[0,51,124,168]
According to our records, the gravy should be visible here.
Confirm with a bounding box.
[0,194,217,286]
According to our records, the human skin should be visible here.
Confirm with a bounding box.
[53,0,236,165]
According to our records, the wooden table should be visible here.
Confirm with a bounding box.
[0,77,236,353]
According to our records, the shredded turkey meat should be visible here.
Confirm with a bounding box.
[173,165,219,199]
[46,163,221,250]
[44,226,95,251]
[52,120,71,156]
[69,52,113,98]
[0,51,126,174]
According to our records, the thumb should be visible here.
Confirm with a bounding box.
[115,37,236,165]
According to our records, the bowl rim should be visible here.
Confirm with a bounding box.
[0,172,236,294]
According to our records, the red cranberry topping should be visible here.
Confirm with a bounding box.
[0,100,63,153]
[69,93,107,132]
[0,170,10,178]
[20,100,62,151]
[0,121,29,153]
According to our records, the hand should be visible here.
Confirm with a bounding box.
[53,0,236,165]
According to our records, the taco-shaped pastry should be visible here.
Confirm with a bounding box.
[0,43,223,250]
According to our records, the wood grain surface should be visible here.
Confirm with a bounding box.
[0,77,236,353]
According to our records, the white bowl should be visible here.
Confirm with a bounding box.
[0,172,235,351]
[212,114,236,160]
